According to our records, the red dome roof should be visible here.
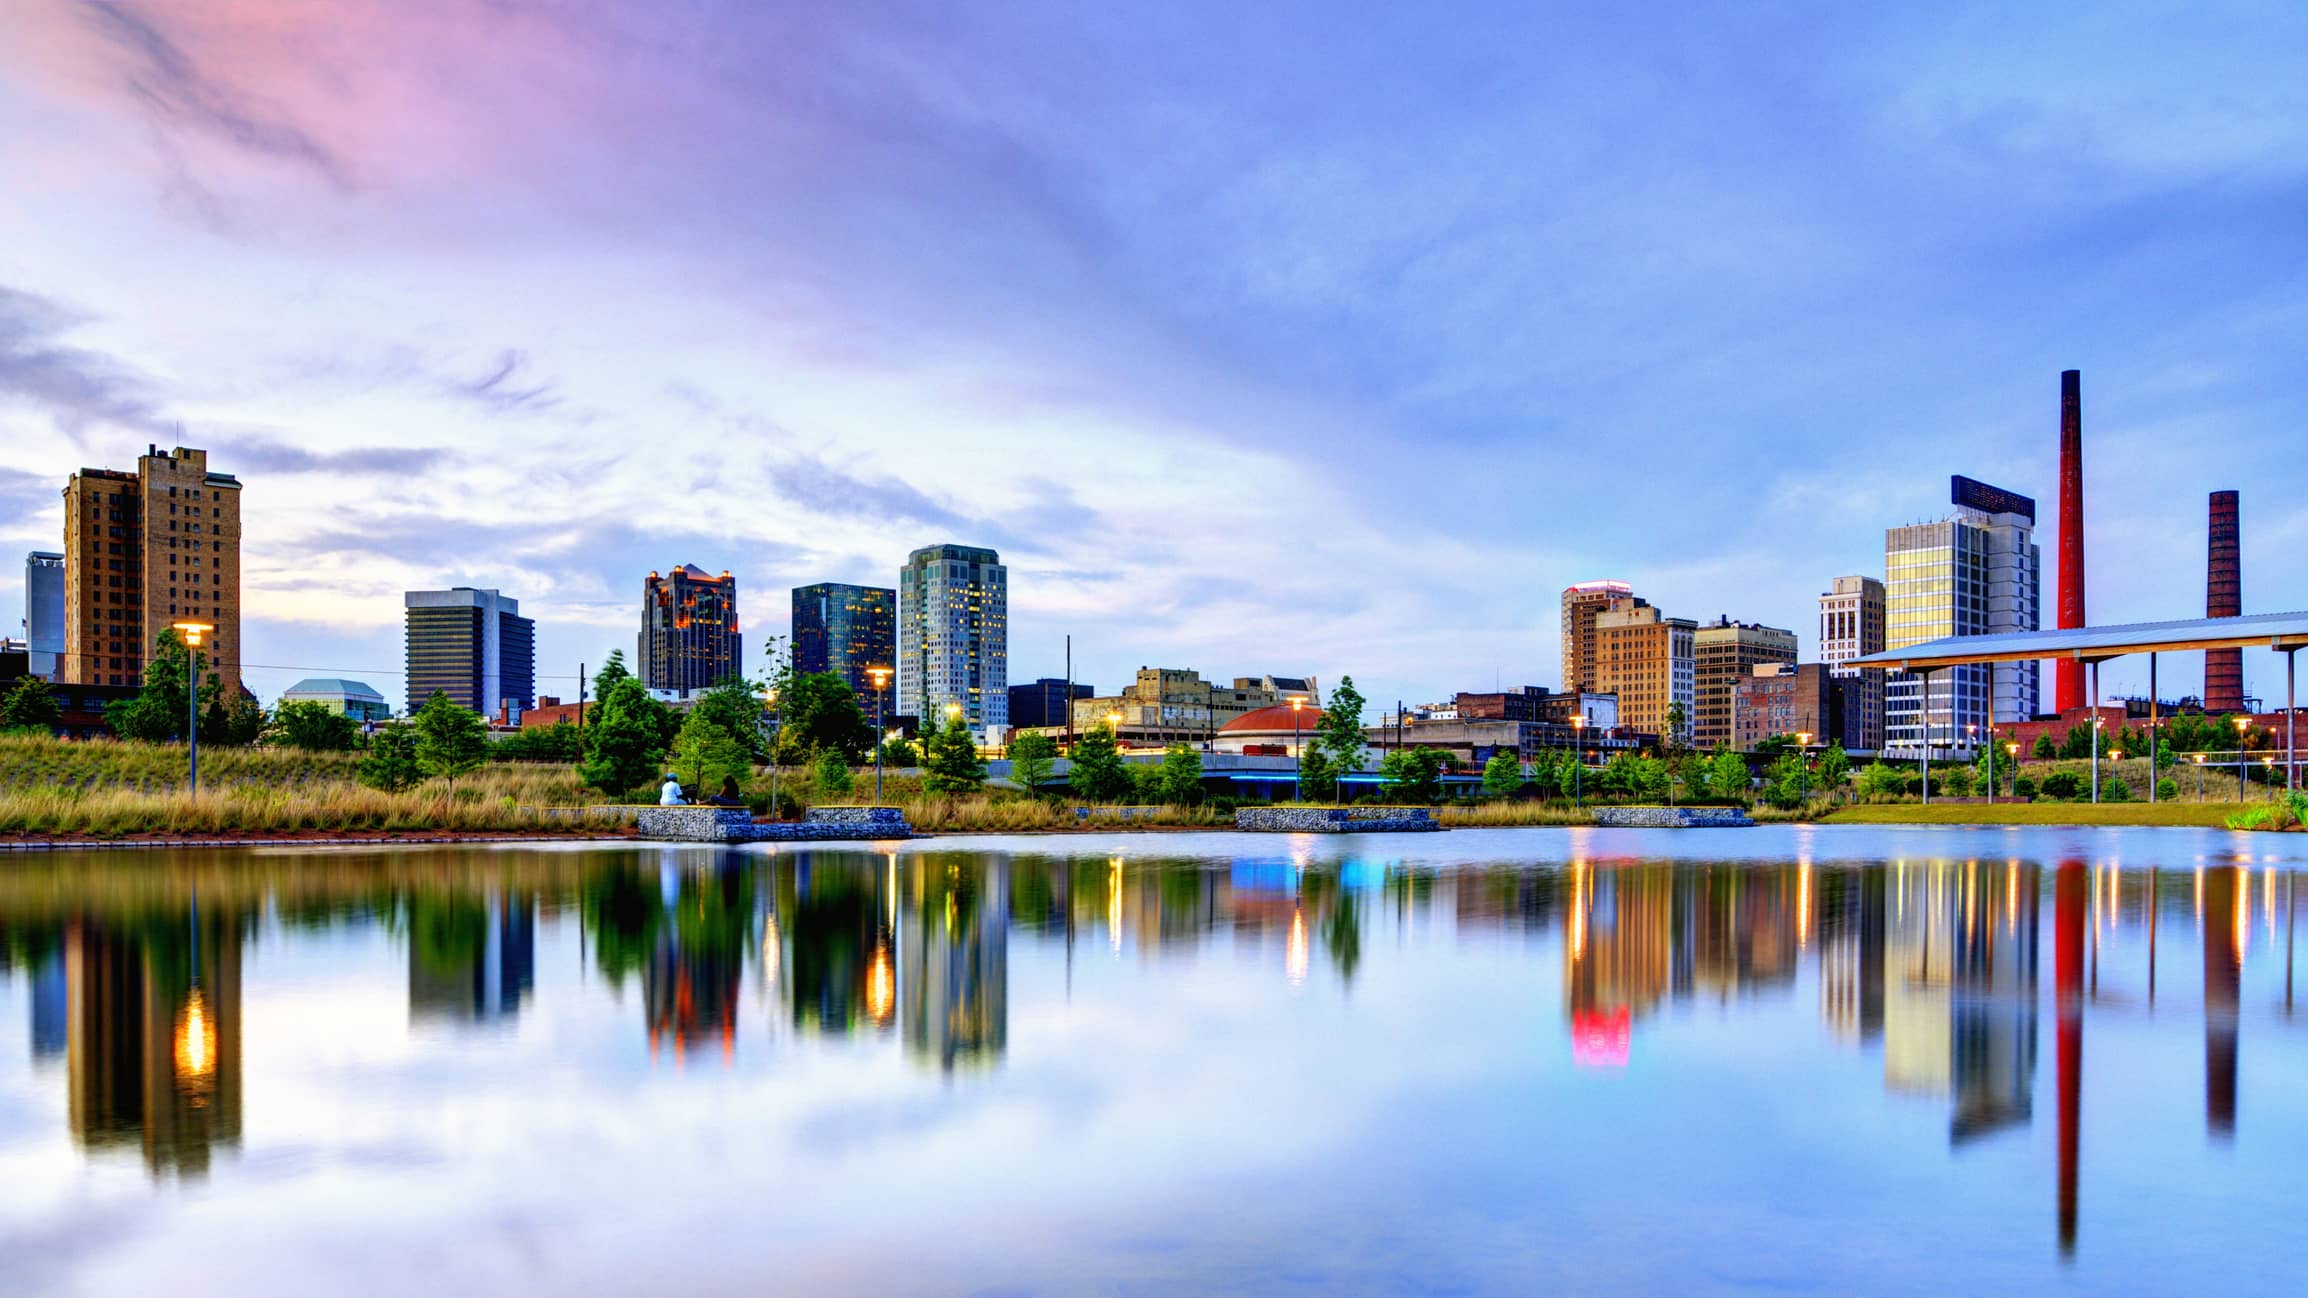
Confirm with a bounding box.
[1222,702,1318,733]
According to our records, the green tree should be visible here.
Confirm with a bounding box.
[2033,733,2058,760]
[1066,726,1132,801]
[579,677,668,796]
[878,734,920,768]
[2058,724,2095,760]
[1712,749,1752,802]
[1815,741,1851,792]
[771,672,873,764]
[1763,753,1808,808]
[104,628,220,742]
[1008,731,1059,794]
[1296,743,1339,802]
[493,719,584,761]
[358,726,423,792]
[922,714,987,794]
[0,676,62,733]
[811,746,854,797]
[1481,751,1524,798]
[1937,764,1975,798]
[1314,679,1367,779]
[692,674,770,760]
[1662,700,1688,755]
[594,650,633,696]
[412,690,489,785]
[272,700,361,750]
[1855,761,1904,800]
[1152,742,1205,805]
[670,708,749,792]
[201,690,265,746]
[1380,746,1448,802]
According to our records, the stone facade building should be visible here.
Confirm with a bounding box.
[61,445,243,695]
[1692,617,1797,752]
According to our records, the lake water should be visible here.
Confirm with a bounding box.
[2,826,2304,1297]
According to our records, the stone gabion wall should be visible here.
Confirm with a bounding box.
[1235,807,1443,833]
[804,806,909,826]
[750,821,914,842]
[635,807,756,841]
[1591,806,1756,829]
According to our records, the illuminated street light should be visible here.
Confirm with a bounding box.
[170,621,214,796]
[866,666,892,803]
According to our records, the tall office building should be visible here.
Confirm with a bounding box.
[404,587,535,715]
[1561,580,1638,696]
[61,446,243,694]
[24,551,64,678]
[1883,477,2039,759]
[640,565,742,695]
[1692,616,1796,751]
[1820,576,1887,752]
[897,544,1007,737]
[1592,597,1694,742]
[792,582,895,700]
[1008,677,1091,731]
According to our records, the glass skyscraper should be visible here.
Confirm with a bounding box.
[897,544,1007,737]
[404,587,535,716]
[1883,479,2039,759]
[791,583,896,702]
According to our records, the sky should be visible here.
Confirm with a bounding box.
[3,0,2306,714]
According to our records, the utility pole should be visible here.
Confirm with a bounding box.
[578,661,586,734]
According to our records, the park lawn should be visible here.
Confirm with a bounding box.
[1824,802,2245,828]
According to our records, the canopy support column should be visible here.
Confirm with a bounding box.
[2149,653,2159,803]
[2090,659,2102,805]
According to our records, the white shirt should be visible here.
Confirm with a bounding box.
[659,779,687,806]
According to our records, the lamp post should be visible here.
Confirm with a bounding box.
[2193,752,2206,801]
[170,622,213,796]
[1571,712,1585,809]
[2108,748,2123,800]
[2004,742,2018,803]
[2264,756,2277,799]
[2236,716,2251,800]
[866,667,891,803]
[1797,731,1812,806]
[760,685,783,819]
[1290,697,1307,802]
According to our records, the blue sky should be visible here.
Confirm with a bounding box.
[3,1,2305,711]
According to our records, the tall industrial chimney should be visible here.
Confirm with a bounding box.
[2205,490,2243,712]
[2054,370,2086,712]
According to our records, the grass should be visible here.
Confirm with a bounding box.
[1825,801,2246,828]
[0,732,612,838]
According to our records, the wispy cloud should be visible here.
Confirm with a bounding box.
[0,286,169,436]
[218,435,454,478]
[80,0,351,188]
[444,349,558,414]
[770,453,976,534]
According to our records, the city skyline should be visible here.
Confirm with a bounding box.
[4,3,2307,712]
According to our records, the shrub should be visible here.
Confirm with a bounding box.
[2156,777,2178,801]
[812,748,854,797]
[2102,776,2132,802]
[2012,774,2038,800]
[2039,771,2083,800]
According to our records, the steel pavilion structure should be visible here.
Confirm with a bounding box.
[1850,610,2307,804]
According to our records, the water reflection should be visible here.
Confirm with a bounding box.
[0,835,2301,1289]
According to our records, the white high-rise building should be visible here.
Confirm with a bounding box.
[897,544,1007,739]
[1883,478,2040,759]
[1820,575,1886,753]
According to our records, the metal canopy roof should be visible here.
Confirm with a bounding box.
[1850,610,2308,671]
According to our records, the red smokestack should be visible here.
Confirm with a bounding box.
[2205,490,2243,712]
[2054,370,2086,712]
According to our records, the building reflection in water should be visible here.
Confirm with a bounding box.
[63,902,248,1178]
[406,889,536,1027]
[2202,865,2241,1138]
[905,854,1007,1073]
[783,850,897,1037]
[643,851,757,1065]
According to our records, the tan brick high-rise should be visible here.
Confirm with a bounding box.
[62,446,243,696]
